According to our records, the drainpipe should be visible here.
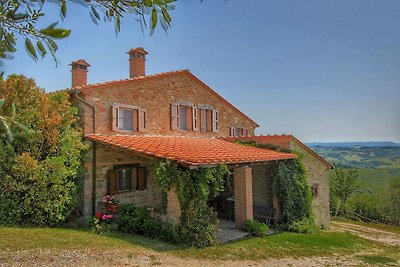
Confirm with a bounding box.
[73,91,97,216]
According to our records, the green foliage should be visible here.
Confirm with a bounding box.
[0,75,86,226]
[383,177,400,225]
[118,204,180,243]
[330,164,360,216]
[243,219,269,237]
[0,0,175,64]
[154,159,230,247]
[273,156,315,228]
[288,218,319,234]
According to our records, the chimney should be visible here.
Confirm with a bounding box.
[127,47,148,78]
[70,59,90,87]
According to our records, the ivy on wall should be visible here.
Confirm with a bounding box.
[154,159,230,247]
[273,155,315,226]
[235,140,316,230]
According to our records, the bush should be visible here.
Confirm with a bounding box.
[288,218,319,234]
[243,219,269,237]
[118,204,179,243]
[0,75,86,226]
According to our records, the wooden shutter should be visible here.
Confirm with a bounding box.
[111,105,119,131]
[138,109,147,132]
[131,168,138,191]
[200,109,207,132]
[186,107,193,130]
[192,107,199,131]
[137,167,147,190]
[243,128,248,136]
[229,127,235,136]
[171,104,179,130]
[212,110,218,132]
[107,169,118,194]
[206,109,212,132]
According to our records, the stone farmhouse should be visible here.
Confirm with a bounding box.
[63,47,331,228]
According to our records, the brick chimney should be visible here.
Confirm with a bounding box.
[127,47,148,78]
[70,59,90,87]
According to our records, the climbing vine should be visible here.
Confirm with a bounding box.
[154,159,230,247]
[235,140,316,231]
[273,154,316,230]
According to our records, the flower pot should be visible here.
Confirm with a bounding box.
[107,204,119,212]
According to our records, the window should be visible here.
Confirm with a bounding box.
[171,103,218,132]
[312,183,319,197]
[179,106,188,130]
[119,109,134,131]
[117,168,132,191]
[107,165,147,194]
[229,127,248,136]
[112,103,147,132]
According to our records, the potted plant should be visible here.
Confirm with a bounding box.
[102,195,120,212]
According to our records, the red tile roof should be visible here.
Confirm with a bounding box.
[86,134,296,167]
[52,69,259,127]
[222,135,332,168]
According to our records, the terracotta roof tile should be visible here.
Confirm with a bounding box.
[222,135,332,168]
[86,134,296,167]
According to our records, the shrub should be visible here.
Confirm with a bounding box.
[0,75,86,226]
[288,218,319,234]
[243,219,269,237]
[118,204,180,243]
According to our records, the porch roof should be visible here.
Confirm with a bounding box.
[86,134,296,167]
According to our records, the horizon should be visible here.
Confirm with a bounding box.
[2,1,400,143]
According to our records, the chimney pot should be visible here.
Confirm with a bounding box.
[127,47,148,78]
[70,59,90,87]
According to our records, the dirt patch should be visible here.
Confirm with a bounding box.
[0,248,376,267]
[331,221,400,246]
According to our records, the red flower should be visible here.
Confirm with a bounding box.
[96,211,101,219]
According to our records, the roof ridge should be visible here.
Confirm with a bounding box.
[51,69,190,93]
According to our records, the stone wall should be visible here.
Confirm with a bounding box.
[252,163,274,208]
[73,71,256,137]
[290,141,331,227]
[81,142,162,222]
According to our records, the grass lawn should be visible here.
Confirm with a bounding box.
[0,226,178,252]
[0,223,398,265]
[174,231,375,261]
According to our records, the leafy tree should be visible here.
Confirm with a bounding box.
[330,164,360,216]
[384,177,400,225]
[0,0,175,64]
[0,75,86,225]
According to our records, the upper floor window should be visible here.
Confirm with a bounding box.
[229,127,248,136]
[171,102,218,132]
[107,165,147,194]
[112,103,147,132]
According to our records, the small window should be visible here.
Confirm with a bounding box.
[179,106,188,130]
[312,183,319,197]
[117,168,132,191]
[112,104,147,132]
[200,108,218,132]
[108,166,147,194]
[229,127,248,136]
[119,109,135,131]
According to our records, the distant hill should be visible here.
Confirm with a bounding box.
[307,141,400,148]
[310,146,400,169]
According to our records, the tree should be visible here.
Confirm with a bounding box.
[0,0,175,64]
[385,177,400,225]
[0,75,86,225]
[330,164,360,216]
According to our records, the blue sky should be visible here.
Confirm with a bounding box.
[3,0,400,142]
